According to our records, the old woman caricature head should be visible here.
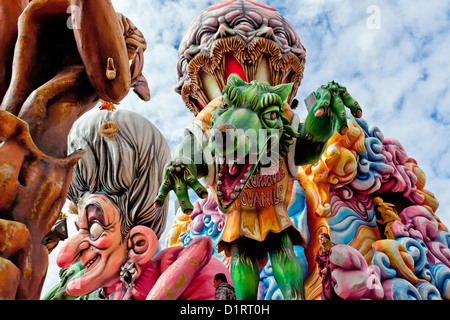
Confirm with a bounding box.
[57,109,170,296]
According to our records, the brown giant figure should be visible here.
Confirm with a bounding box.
[0,0,149,299]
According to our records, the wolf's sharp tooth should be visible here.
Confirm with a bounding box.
[230,193,236,200]
[217,191,223,196]
[235,186,241,192]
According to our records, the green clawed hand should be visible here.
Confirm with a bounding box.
[308,81,363,137]
[154,157,208,214]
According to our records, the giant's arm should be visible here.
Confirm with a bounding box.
[0,0,29,101]
[71,0,131,103]
[154,124,210,214]
[171,125,210,179]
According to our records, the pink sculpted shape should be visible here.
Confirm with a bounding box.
[143,237,227,300]
[391,205,450,268]
[329,245,383,300]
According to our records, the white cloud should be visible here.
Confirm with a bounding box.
[275,0,450,227]
[41,0,450,295]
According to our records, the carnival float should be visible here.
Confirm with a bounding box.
[0,0,448,300]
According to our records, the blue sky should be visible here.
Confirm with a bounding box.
[42,0,450,296]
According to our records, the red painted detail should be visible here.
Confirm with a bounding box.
[282,73,291,84]
[206,0,236,11]
[247,0,277,11]
[225,54,247,82]
[191,97,205,110]
[99,100,117,111]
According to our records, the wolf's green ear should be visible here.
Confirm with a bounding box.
[227,73,247,87]
[273,83,294,101]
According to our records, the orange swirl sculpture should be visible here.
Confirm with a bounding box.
[298,117,373,299]
[299,114,448,299]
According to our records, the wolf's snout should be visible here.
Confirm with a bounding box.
[211,124,237,153]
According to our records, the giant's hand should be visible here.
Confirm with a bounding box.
[154,157,208,214]
[305,81,363,139]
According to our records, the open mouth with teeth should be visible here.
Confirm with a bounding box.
[179,35,304,115]
[215,153,257,212]
[215,135,279,212]
[83,255,100,272]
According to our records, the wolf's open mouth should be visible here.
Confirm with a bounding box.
[213,129,280,212]
[215,153,257,212]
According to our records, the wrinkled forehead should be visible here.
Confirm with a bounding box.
[181,0,301,47]
[76,194,120,226]
[206,0,277,12]
[204,0,278,20]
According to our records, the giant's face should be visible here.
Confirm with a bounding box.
[56,194,128,296]
[176,0,306,115]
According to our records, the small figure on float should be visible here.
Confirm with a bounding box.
[51,109,230,300]
[314,232,341,300]
[373,197,402,240]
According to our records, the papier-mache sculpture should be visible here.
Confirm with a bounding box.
[1,0,448,301]
[0,0,149,300]
[45,110,231,300]
[155,71,364,300]
[164,0,450,300]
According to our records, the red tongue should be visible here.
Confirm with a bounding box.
[229,164,238,175]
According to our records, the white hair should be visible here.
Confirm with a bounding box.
[67,109,170,239]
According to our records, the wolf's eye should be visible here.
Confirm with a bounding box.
[262,107,280,128]
[263,111,277,121]
[218,102,230,115]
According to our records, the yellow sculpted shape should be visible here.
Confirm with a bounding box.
[188,258,200,265]
[372,239,418,284]
[173,272,186,290]
[165,207,192,248]
[300,118,366,217]
[164,285,176,299]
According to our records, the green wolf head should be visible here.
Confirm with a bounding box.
[209,74,299,212]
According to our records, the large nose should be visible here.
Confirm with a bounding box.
[56,231,90,268]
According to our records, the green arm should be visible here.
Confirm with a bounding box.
[154,130,209,214]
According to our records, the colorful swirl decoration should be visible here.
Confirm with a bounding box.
[166,187,227,258]
[166,111,449,300]
[297,113,450,300]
